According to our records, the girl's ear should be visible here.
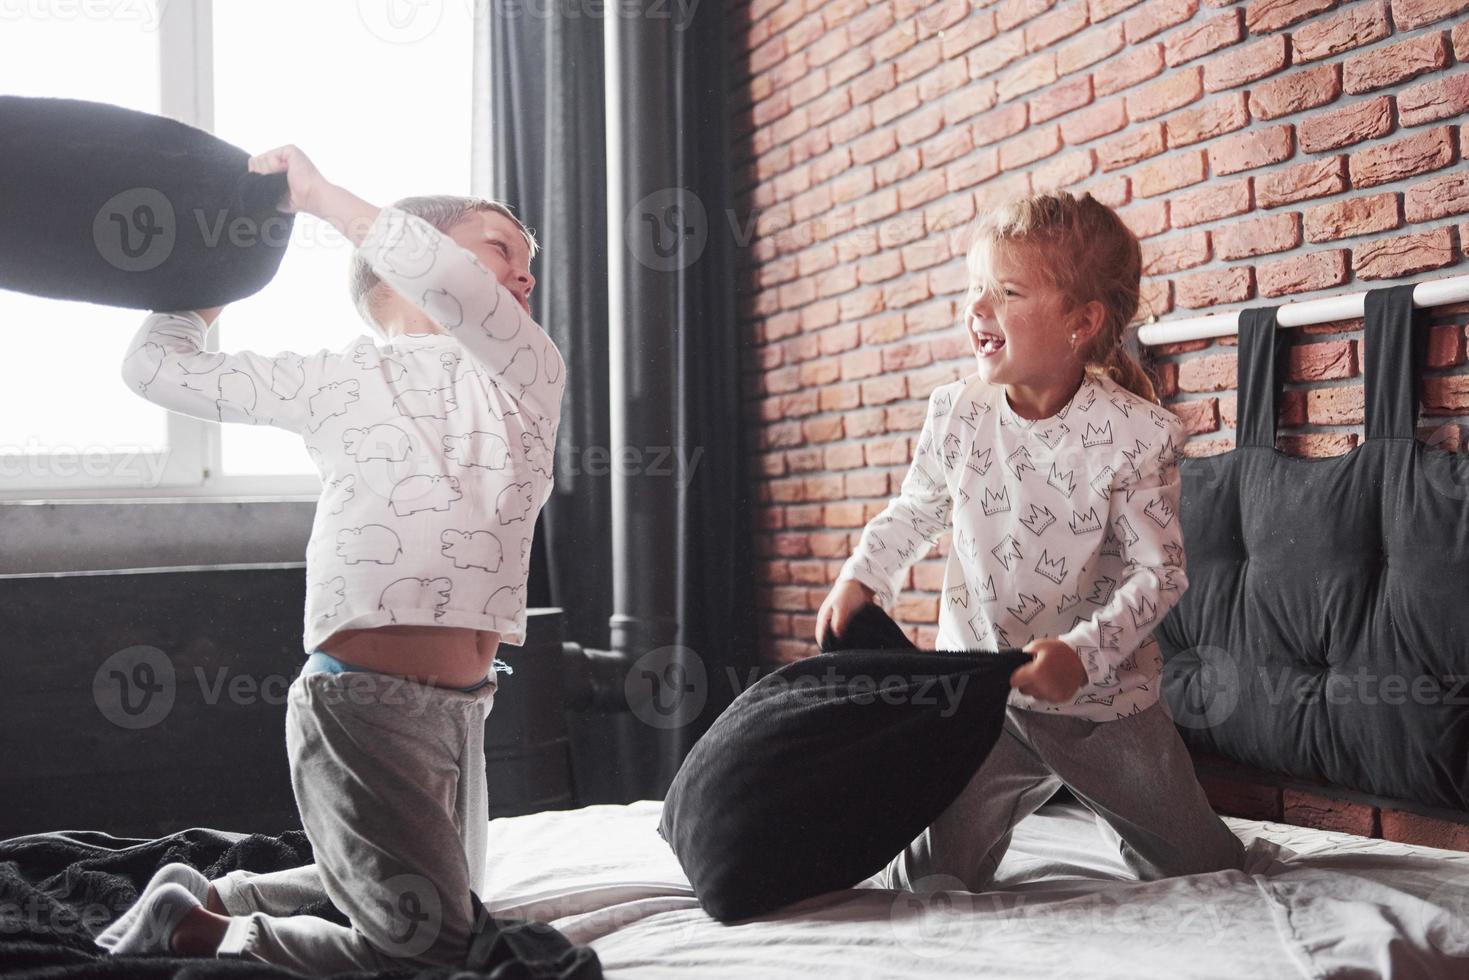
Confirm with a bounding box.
[1075,299,1107,344]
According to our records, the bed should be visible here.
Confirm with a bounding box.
[5,795,1467,979]
[476,797,1469,979]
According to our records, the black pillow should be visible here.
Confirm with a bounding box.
[0,96,293,311]
[659,603,1028,922]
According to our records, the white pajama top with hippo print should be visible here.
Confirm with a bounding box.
[120,205,566,653]
[836,371,1189,722]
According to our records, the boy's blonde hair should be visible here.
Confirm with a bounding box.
[349,195,538,338]
[966,189,1157,403]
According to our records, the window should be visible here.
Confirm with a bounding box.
[0,0,475,499]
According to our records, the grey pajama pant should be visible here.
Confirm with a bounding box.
[882,695,1245,892]
[212,669,495,975]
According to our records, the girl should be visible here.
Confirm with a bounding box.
[815,189,1244,890]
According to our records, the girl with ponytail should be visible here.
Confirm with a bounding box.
[815,188,1244,892]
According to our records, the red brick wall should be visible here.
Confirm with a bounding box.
[731,0,1469,656]
[730,0,1469,843]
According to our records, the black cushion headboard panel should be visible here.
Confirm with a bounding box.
[1157,283,1469,812]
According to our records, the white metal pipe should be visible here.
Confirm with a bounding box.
[1136,273,1469,346]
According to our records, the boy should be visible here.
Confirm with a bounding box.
[99,144,565,972]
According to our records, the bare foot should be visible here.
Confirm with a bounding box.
[170,906,230,956]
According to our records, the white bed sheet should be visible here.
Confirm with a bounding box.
[480,800,1469,979]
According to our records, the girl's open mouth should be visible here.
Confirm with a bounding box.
[975,332,1006,357]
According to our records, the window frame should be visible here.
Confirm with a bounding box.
[2,0,321,503]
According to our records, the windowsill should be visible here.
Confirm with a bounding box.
[0,497,318,576]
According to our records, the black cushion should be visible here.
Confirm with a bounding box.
[0,96,292,310]
[659,603,1028,922]
[1158,283,1469,811]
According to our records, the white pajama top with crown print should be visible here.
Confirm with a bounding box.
[837,371,1189,722]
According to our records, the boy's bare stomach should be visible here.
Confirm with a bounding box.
[319,625,500,688]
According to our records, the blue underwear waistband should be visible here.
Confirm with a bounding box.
[303,650,508,692]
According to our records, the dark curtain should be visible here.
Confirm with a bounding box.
[481,0,754,801]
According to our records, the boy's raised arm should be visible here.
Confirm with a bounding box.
[119,310,334,435]
[348,202,566,425]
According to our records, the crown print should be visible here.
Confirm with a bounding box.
[956,398,988,429]
[954,525,979,558]
[1154,432,1179,468]
[1113,514,1140,548]
[967,446,994,478]
[1006,445,1036,479]
[1007,592,1046,625]
[911,514,945,538]
[1086,574,1118,605]
[942,433,963,471]
[946,583,969,610]
[1158,566,1185,592]
[1129,594,1159,629]
[1035,549,1068,585]
[956,486,971,507]
[1097,620,1123,647]
[1108,393,1134,418]
[1090,464,1116,500]
[1099,531,1122,559]
[1148,408,1171,429]
[1143,495,1176,529]
[1056,591,1082,614]
[978,574,998,602]
[1074,385,1097,413]
[1036,422,1069,449]
[1082,420,1114,448]
[1120,438,1150,478]
[896,540,917,563]
[967,615,1010,650]
[1046,462,1076,498]
[1069,506,1102,535]
[1118,654,1137,673]
[981,485,1012,516]
[933,391,952,417]
[990,534,1023,571]
[1019,503,1057,536]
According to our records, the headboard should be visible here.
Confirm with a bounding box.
[1157,283,1469,813]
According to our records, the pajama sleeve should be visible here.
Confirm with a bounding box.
[354,206,567,426]
[835,388,955,609]
[119,311,334,435]
[1058,414,1190,691]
